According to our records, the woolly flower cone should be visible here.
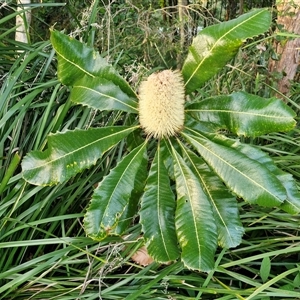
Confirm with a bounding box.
[138,70,185,139]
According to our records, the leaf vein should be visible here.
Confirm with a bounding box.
[173,149,202,270]
[74,85,138,112]
[157,147,170,259]
[56,52,96,79]
[184,131,281,201]
[186,109,290,119]
[26,127,137,171]
[178,141,234,245]
[184,9,266,88]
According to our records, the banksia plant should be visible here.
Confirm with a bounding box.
[22,9,300,271]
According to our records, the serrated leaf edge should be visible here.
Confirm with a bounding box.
[183,129,286,204]
[184,9,269,88]
[73,84,138,113]
[178,140,241,247]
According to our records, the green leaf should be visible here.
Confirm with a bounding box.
[183,129,286,207]
[211,134,300,214]
[279,174,300,214]
[235,144,300,214]
[293,272,300,288]
[71,75,138,113]
[260,256,271,283]
[225,138,300,214]
[172,145,217,271]
[50,30,136,98]
[160,138,177,181]
[22,126,137,186]
[84,142,148,241]
[112,149,148,235]
[186,92,296,137]
[180,144,244,249]
[182,9,271,94]
[140,141,180,263]
[184,114,219,134]
[126,127,145,152]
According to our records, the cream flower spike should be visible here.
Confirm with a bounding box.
[138,69,185,139]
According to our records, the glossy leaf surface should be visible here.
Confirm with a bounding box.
[183,129,286,207]
[172,146,217,271]
[180,144,244,248]
[140,142,179,263]
[186,92,296,137]
[182,9,271,94]
[22,126,137,186]
[50,30,137,106]
[84,142,147,240]
[224,137,300,214]
[112,156,148,235]
[279,173,300,214]
[71,75,138,113]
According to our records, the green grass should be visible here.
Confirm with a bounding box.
[1,1,300,299]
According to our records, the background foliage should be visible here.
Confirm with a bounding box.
[1,0,300,299]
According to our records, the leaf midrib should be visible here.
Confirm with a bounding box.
[183,130,284,202]
[173,148,202,270]
[156,146,172,260]
[185,108,291,119]
[57,52,96,79]
[26,127,137,171]
[178,141,235,245]
[98,142,146,234]
[74,85,138,113]
[184,9,266,88]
